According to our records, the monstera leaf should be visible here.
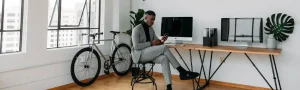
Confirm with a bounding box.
[265,13,295,42]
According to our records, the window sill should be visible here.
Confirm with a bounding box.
[0,51,26,57]
[47,43,105,51]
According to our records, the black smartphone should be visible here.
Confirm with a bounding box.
[164,33,169,36]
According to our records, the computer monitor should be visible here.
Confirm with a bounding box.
[221,18,263,43]
[161,17,193,43]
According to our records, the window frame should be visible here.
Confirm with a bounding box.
[0,0,25,54]
[47,0,102,49]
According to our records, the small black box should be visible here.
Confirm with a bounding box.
[203,28,218,47]
[131,67,140,77]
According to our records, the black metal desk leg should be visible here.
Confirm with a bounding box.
[208,51,213,81]
[269,55,278,90]
[272,55,282,90]
[245,53,274,90]
[196,50,209,90]
[209,52,232,81]
[189,49,195,90]
[175,48,195,90]
[201,50,208,82]
[175,48,191,71]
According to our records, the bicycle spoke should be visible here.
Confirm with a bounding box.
[88,68,97,79]
[75,68,85,74]
[87,57,97,66]
[78,68,86,81]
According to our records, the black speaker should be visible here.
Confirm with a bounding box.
[221,18,230,41]
[203,28,218,47]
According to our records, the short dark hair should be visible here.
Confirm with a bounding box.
[145,10,156,16]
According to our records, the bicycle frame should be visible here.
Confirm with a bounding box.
[89,38,117,62]
[87,34,124,65]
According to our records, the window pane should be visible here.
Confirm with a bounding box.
[0,0,3,29]
[47,0,104,48]
[47,30,57,48]
[60,0,88,28]
[2,32,20,53]
[3,0,22,30]
[90,0,99,28]
[58,30,89,47]
[48,0,58,29]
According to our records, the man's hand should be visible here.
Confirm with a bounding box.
[160,35,168,44]
[151,40,162,46]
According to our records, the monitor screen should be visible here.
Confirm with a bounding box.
[221,18,263,43]
[161,17,193,37]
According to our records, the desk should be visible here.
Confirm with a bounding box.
[168,44,282,90]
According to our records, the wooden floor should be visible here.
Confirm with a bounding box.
[63,74,248,90]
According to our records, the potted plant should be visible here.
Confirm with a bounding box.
[123,9,145,46]
[265,13,295,49]
[123,9,145,36]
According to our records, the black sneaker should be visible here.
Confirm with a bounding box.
[179,71,200,80]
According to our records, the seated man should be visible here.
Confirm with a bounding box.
[131,10,199,90]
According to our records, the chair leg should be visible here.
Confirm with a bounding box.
[131,63,157,90]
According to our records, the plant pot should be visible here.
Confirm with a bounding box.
[266,35,277,49]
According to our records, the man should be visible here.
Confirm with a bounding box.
[131,10,199,90]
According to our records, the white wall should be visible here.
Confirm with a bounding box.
[132,0,300,89]
[0,0,131,90]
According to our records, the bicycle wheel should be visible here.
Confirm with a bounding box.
[111,43,132,76]
[71,47,101,86]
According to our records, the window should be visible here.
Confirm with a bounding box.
[7,19,16,23]
[47,0,104,48]
[63,20,68,23]
[6,32,14,35]
[7,25,15,29]
[6,37,14,41]
[6,43,14,48]
[63,16,69,18]
[7,13,16,17]
[51,39,54,42]
[0,0,24,54]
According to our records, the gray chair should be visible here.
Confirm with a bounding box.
[131,61,157,90]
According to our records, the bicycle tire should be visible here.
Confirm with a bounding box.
[111,43,132,76]
[71,47,101,86]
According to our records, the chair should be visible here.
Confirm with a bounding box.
[131,62,157,90]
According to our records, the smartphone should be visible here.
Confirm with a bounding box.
[164,33,169,36]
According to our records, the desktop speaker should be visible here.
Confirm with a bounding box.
[203,28,218,47]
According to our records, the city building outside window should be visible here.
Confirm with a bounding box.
[47,0,104,48]
[0,0,24,54]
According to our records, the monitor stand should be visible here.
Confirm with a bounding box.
[233,41,251,49]
[174,40,184,44]
[164,40,185,46]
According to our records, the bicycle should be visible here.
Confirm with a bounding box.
[71,31,132,86]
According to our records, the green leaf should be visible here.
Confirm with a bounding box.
[271,14,276,27]
[130,21,135,27]
[130,15,136,21]
[266,17,274,28]
[265,13,295,42]
[276,13,282,26]
[280,14,287,24]
[130,11,136,14]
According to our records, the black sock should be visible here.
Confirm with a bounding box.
[176,66,187,74]
[167,84,172,90]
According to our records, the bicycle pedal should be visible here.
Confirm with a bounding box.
[104,70,110,75]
